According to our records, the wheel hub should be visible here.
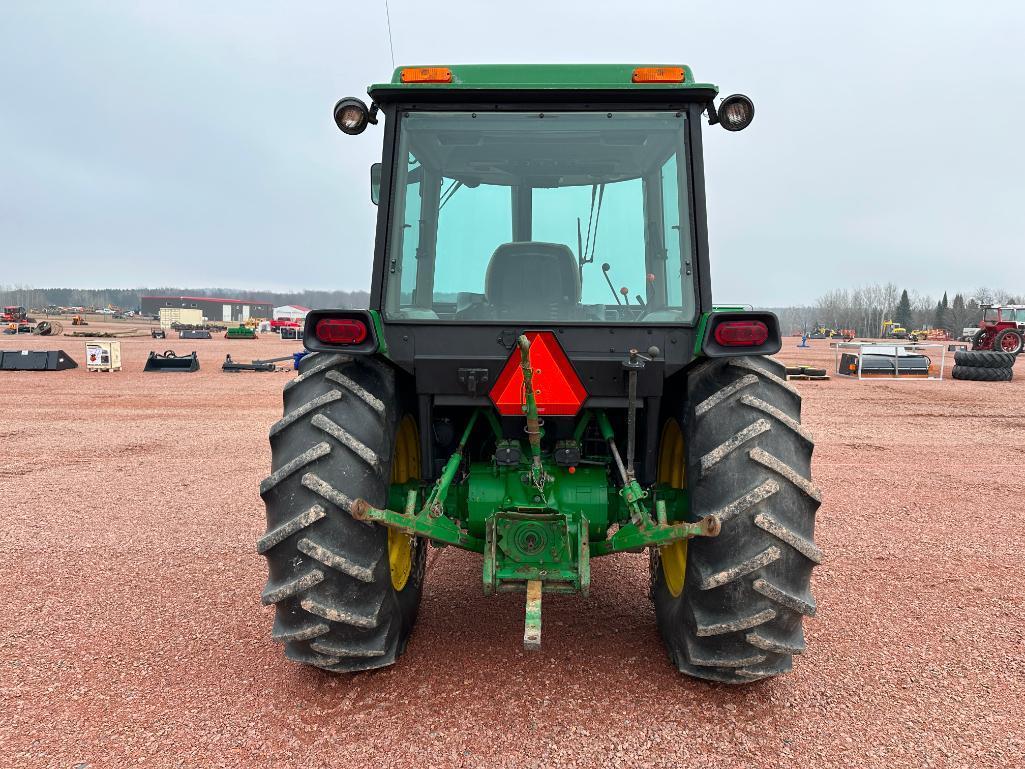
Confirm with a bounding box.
[657,419,687,597]
[388,416,420,592]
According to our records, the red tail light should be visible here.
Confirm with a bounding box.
[714,320,769,347]
[315,318,367,345]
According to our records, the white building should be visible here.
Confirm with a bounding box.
[273,304,311,322]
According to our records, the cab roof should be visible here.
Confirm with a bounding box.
[368,64,718,102]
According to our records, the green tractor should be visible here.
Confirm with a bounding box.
[258,65,820,684]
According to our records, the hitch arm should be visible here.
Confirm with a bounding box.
[350,410,486,552]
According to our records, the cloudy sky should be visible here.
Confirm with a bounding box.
[2,1,1023,305]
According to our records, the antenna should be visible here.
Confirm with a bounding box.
[384,0,396,69]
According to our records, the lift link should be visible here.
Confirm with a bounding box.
[595,410,649,525]
[517,334,547,491]
[350,410,485,550]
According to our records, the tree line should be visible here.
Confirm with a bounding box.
[0,285,370,312]
[769,284,1023,337]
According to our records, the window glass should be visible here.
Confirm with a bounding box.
[385,111,695,323]
[434,180,511,300]
[397,156,420,305]
[532,180,645,307]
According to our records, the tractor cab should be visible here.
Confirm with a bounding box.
[311,65,778,469]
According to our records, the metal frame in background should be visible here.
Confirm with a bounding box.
[833,341,952,381]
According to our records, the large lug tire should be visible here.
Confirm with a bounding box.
[953,350,1017,368]
[651,356,821,684]
[258,352,425,672]
[993,329,1024,356]
[951,365,1014,382]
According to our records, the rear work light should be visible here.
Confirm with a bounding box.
[632,66,685,83]
[401,67,452,83]
[315,318,367,345]
[714,320,769,347]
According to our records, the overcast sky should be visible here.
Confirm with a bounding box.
[2,1,1023,305]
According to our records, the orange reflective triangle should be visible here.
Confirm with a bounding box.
[489,331,587,417]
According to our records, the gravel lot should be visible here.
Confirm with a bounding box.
[1,329,1022,768]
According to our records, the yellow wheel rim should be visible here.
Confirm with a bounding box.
[657,419,688,597]
[388,416,419,592]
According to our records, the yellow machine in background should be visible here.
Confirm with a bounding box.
[881,320,911,339]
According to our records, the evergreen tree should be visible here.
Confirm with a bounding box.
[895,289,913,329]
[933,291,949,331]
[949,293,971,335]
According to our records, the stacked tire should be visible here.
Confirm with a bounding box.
[951,350,1016,382]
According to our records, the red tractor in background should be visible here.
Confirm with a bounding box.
[2,305,36,334]
[2,306,34,323]
[972,305,1024,355]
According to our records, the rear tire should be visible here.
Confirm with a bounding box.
[993,329,1024,355]
[258,352,425,672]
[652,356,820,684]
[953,350,1017,368]
[951,365,1013,382]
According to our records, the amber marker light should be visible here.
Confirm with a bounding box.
[401,67,453,83]
[632,67,685,83]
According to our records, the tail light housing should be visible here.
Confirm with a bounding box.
[701,311,781,357]
[303,310,379,354]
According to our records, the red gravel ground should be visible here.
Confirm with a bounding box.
[1,330,1022,768]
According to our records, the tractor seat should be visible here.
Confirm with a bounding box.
[480,241,581,319]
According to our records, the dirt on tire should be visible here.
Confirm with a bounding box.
[259,352,425,672]
[652,355,819,684]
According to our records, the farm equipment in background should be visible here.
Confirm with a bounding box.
[257,64,820,686]
[913,328,952,342]
[2,307,35,333]
[170,322,226,333]
[270,318,303,338]
[837,346,934,377]
[2,306,34,324]
[222,354,296,372]
[225,325,258,340]
[881,320,911,340]
[143,350,200,373]
[71,315,88,326]
[971,305,1024,355]
[0,349,78,371]
[32,320,63,336]
[808,324,853,340]
[179,329,213,340]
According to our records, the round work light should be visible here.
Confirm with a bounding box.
[717,94,755,132]
[333,97,370,135]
